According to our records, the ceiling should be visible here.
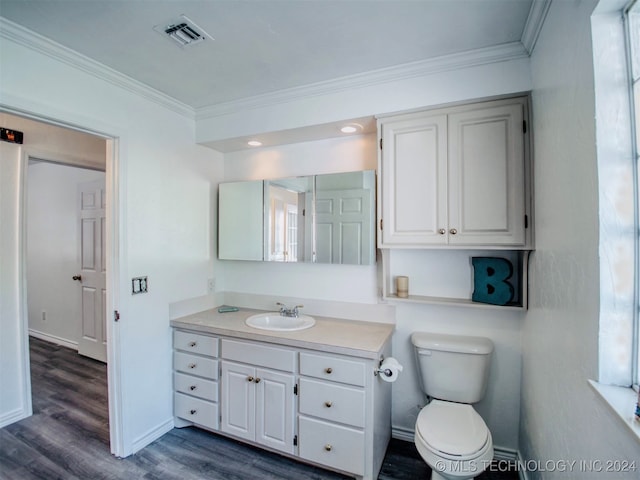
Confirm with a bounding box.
[0,0,535,113]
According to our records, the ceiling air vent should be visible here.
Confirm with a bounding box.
[154,15,213,48]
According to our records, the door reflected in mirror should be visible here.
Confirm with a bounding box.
[219,170,375,265]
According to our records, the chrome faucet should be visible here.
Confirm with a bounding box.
[276,302,304,318]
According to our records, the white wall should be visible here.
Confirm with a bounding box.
[520,0,640,476]
[0,112,106,169]
[0,142,31,428]
[221,130,524,449]
[27,162,105,346]
[0,28,224,455]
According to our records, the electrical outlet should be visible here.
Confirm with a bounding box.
[208,278,216,293]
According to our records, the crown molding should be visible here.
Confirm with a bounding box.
[0,17,195,119]
[195,41,529,120]
[521,0,553,55]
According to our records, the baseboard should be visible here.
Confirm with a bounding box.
[29,329,78,351]
[131,418,174,454]
[392,426,415,442]
[0,405,31,429]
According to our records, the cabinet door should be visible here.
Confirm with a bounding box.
[221,361,255,442]
[379,113,448,246]
[255,368,295,454]
[448,102,525,245]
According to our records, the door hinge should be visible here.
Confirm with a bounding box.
[114,310,120,322]
[523,120,527,134]
[294,384,298,395]
[524,214,529,229]
[293,435,298,446]
[379,138,383,150]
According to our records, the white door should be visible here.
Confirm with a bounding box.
[221,361,255,442]
[448,102,525,245]
[379,113,448,246]
[315,188,374,264]
[77,180,107,362]
[255,368,295,454]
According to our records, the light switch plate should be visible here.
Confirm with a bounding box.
[132,276,148,295]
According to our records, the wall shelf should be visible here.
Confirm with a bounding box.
[380,249,531,310]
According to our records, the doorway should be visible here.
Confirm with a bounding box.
[0,109,121,454]
[27,160,107,362]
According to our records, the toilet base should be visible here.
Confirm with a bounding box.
[430,470,476,480]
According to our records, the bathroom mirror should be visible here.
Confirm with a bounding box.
[218,170,375,265]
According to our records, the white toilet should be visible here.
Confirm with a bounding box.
[411,332,494,480]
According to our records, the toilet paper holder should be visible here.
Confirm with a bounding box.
[374,356,402,378]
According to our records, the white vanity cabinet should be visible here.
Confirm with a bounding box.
[378,96,530,248]
[220,338,296,455]
[173,330,220,430]
[297,352,369,476]
[171,310,394,480]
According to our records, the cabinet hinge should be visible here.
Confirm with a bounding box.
[294,384,298,395]
[379,138,383,150]
[293,435,298,446]
[524,214,529,229]
[379,219,383,231]
[114,310,120,322]
[523,120,527,134]
[302,208,305,217]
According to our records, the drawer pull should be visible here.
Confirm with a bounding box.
[189,341,197,347]
[247,376,254,382]
[324,444,332,452]
[324,401,333,408]
[189,385,197,391]
[188,363,197,369]
[190,409,197,415]
[255,377,261,384]
[325,367,333,374]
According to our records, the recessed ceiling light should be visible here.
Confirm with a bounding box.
[247,140,262,147]
[340,123,362,134]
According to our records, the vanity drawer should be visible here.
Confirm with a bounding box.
[174,352,219,380]
[299,352,366,387]
[299,378,365,428]
[174,330,218,357]
[174,372,218,402]
[298,416,364,476]
[174,392,219,430]
[222,338,295,372]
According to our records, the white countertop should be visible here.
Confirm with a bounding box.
[170,307,395,359]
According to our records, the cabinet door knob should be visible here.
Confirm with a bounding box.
[450,228,458,235]
[325,367,333,374]
[255,377,261,383]
[247,376,254,382]
[190,409,197,415]
[324,444,333,452]
[438,228,446,235]
[189,341,197,347]
[189,385,197,391]
[188,363,196,369]
[324,401,332,408]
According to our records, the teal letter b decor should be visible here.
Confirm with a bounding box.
[472,257,514,306]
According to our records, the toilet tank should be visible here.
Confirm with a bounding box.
[411,332,493,403]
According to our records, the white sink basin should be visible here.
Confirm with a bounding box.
[245,312,315,331]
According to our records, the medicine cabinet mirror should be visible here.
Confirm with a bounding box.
[218,170,375,265]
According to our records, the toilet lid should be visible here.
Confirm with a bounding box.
[416,400,489,457]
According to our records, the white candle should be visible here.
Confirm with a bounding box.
[396,276,409,298]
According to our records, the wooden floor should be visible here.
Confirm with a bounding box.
[0,337,519,480]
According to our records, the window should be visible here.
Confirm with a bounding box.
[627,0,640,387]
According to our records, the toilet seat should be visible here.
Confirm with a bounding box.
[416,400,489,459]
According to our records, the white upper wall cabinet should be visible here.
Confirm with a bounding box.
[377,97,531,249]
